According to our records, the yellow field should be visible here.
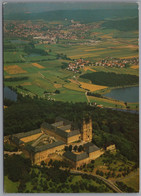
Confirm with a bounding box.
[120,55,139,59]
[101,34,113,39]
[32,63,45,69]
[89,96,125,106]
[80,82,107,92]
[68,79,80,85]
[64,83,85,92]
[4,65,27,74]
[54,83,62,88]
[69,53,99,58]
[5,75,12,78]
[22,82,32,86]
[83,66,96,72]
[84,48,105,52]
[130,65,139,69]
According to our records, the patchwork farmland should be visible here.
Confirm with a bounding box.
[4,12,139,109]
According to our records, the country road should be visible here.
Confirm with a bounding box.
[85,91,91,104]
[70,170,123,193]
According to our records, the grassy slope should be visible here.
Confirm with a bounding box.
[118,169,139,192]
[4,176,19,193]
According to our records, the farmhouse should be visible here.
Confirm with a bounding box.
[9,117,115,168]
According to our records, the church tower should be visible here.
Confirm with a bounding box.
[81,117,92,142]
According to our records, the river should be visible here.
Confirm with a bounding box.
[104,86,139,103]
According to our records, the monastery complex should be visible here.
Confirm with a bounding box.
[8,117,115,168]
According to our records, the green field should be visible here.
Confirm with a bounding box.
[4,176,19,193]
[4,14,139,107]
[118,169,139,192]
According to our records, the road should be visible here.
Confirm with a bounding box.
[85,91,91,104]
[70,170,123,193]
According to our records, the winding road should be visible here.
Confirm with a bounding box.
[70,170,123,193]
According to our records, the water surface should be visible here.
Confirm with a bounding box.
[104,86,139,103]
[4,87,17,101]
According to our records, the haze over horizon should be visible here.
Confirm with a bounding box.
[3,2,138,15]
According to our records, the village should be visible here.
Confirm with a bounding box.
[93,57,139,68]
[4,19,99,44]
[66,57,138,72]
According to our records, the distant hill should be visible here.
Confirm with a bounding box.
[102,17,138,31]
[4,9,138,23]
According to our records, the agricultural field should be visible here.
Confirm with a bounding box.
[3,9,139,108]
[79,82,107,92]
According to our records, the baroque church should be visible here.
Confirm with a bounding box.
[9,117,115,168]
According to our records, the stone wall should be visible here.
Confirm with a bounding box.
[89,149,104,160]
[33,143,65,164]
[67,134,81,144]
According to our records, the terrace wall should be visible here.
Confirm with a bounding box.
[89,149,104,160]
[67,134,81,144]
[33,144,65,164]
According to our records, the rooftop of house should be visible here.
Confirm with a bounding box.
[51,121,64,128]
[84,143,100,153]
[24,140,65,153]
[12,129,42,139]
[41,122,80,139]
[11,136,24,145]
[64,143,100,162]
[55,116,72,125]
[63,151,89,162]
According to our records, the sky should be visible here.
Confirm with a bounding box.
[3,2,138,14]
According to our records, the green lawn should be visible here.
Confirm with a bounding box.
[50,88,87,102]
[4,176,19,193]
[119,169,139,192]
[4,51,26,63]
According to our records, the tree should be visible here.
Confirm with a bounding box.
[73,145,78,152]
[78,145,83,152]
[41,160,46,168]
[18,182,26,193]
[54,90,60,94]
[48,159,53,166]
[65,146,69,151]
[69,145,72,152]
[4,155,31,182]
[91,160,95,164]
